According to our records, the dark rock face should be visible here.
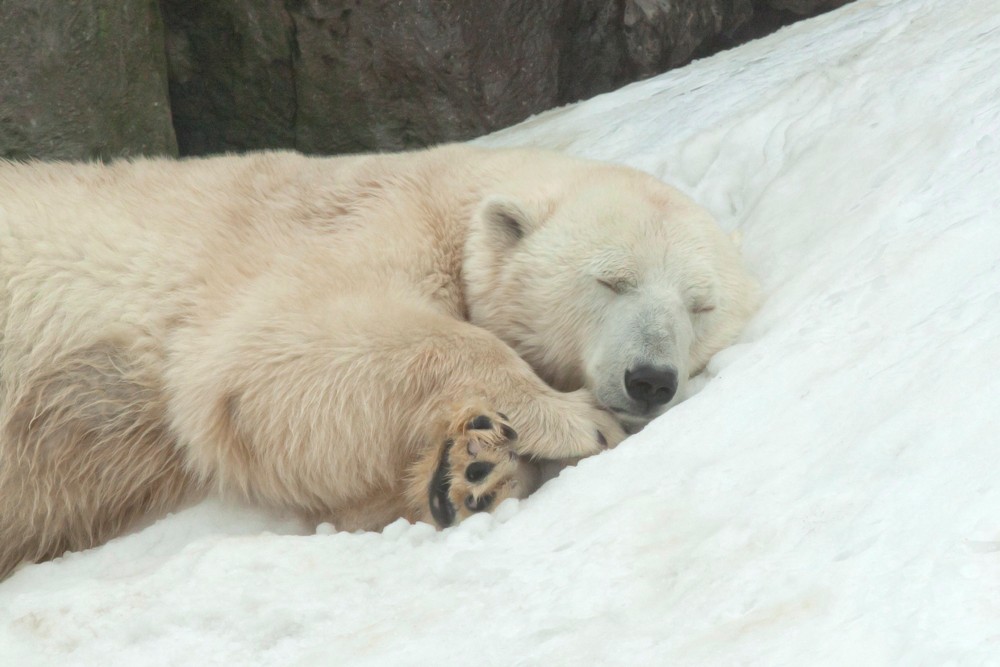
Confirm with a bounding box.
[162,0,722,155]
[553,0,630,108]
[162,0,297,155]
[0,0,177,161]
[765,0,853,15]
[164,0,852,157]
[0,0,854,160]
[161,0,630,155]
[623,0,754,76]
[288,0,567,155]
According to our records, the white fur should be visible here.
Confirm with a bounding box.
[0,145,758,578]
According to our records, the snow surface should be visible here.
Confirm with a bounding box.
[3,0,999,663]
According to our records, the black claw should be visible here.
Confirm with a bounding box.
[464,492,495,513]
[500,424,518,441]
[428,439,456,528]
[465,461,494,483]
[468,415,494,430]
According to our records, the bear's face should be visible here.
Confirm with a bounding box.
[464,169,759,433]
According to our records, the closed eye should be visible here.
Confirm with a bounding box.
[598,277,633,294]
[690,304,715,314]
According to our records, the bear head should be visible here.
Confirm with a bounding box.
[463,161,759,434]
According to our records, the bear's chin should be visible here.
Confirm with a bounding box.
[616,413,653,435]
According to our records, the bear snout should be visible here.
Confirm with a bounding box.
[624,364,678,411]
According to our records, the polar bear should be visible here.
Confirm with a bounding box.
[0,145,758,578]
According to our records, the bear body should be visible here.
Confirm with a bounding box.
[0,145,758,578]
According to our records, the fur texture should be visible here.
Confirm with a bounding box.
[0,145,758,579]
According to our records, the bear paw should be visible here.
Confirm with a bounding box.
[427,406,532,528]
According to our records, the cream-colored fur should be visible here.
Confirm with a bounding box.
[0,145,758,579]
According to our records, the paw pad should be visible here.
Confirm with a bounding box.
[428,439,457,528]
[427,407,523,527]
[468,415,494,430]
[465,461,494,483]
[465,492,495,512]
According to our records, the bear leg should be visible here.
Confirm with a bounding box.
[169,295,626,529]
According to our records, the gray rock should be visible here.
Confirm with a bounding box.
[162,0,296,154]
[553,0,630,106]
[0,0,854,160]
[764,0,853,16]
[165,0,837,156]
[289,0,566,154]
[623,0,754,76]
[0,0,177,161]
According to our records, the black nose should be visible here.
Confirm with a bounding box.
[625,365,678,409]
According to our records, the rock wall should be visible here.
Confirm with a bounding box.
[0,0,852,160]
[0,0,177,160]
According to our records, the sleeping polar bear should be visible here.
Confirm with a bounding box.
[0,145,758,578]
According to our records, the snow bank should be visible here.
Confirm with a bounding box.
[2,0,998,663]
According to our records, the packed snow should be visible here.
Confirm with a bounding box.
[2,0,998,663]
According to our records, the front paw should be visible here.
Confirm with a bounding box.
[588,404,627,451]
[507,390,627,460]
[427,406,537,528]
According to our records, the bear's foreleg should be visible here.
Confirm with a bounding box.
[168,296,625,530]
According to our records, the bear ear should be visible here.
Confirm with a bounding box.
[478,196,535,246]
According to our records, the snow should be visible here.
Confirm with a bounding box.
[3,0,999,663]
